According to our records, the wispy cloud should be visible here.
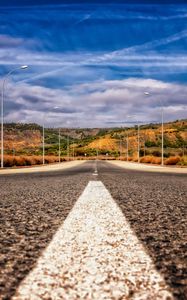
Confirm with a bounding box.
[73,13,93,26]
[0,34,24,48]
[95,29,187,63]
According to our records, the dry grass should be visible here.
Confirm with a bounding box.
[128,157,133,161]
[165,156,181,165]
[87,137,117,151]
[1,154,186,167]
[140,155,184,165]
[140,156,162,164]
[2,155,67,167]
[151,156,162,164]
[179,155,187,166]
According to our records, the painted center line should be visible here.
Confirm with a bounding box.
[92,171,98,176]
[13,181,173,300]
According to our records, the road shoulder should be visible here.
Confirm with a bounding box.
[107,160,187,174]
[0,160,86,175]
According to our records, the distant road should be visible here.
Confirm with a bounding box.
[0,161,186,299]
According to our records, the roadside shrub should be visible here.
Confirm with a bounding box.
[22,156,33,165]
[2,155,61,167]
[128,157,133,161]
[178,155,187,166]
[14,156,27,166]
[60,157,67,162]
[132,156,138,162]
[165,156,181,165]
[120,157,127,161]
[140,156,153,164]
[139,149,144,157]
[145,140,157,147]
[140,156,161,164]
[152,150,161,157]
[151,157,162,164]
[32,156,43,165]
[3,155,15,167]
[45,156,59,164]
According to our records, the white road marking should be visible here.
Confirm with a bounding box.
[92,170,98,176]
[13,181,173,300]
[92,161,98,175]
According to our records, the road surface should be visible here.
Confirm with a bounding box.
[0,161,186,299]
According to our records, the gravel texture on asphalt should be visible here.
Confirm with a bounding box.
[97,161,187,300]
[0,160,186,300]
[0,162,93,300]
[13,181,173,300]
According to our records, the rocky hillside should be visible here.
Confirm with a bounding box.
[1,119,187,158]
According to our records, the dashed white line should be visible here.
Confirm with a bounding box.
[13,181,173,300]
[92,161,98,176]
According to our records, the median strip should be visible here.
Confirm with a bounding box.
[13,181,173,299]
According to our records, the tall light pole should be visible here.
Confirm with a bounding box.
[67,135,69,161]
[144,91,164,166]
[126,130,129,162]
[1,65,28,168]
[138,122,140,163]
[42,106,62,165]
[72,139,75,160]
[161,106,164,166]
[58,128,61,163]
[127,115,140,163]
[42,122,45,165]
[119,138,122,160]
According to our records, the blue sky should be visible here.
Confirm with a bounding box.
[0,1,187,127]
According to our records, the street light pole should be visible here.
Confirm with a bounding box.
[58,128,61,163]
[72,140,75,160]
[42,123,45,165]
[144,92,164,166]
[67,135,69,161]
[120,138,122,160]
[1,79,5,169]
[42,106,61,165]
[126,131,129,161]
[1,65,28,168]
[137,123,140,163]
[161,106,164,166]
[127,115,140,163]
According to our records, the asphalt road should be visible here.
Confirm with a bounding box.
[0,161,186,299]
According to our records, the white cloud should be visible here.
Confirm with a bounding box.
[0,34,24,48]
[1,78,186,128]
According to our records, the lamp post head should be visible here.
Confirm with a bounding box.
[20,65,28,69]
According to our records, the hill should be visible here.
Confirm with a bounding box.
[1,119,187,166]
